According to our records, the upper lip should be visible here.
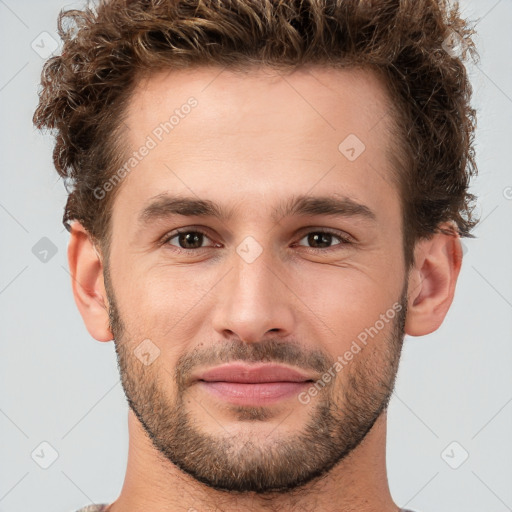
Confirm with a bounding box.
[193,363,316,383]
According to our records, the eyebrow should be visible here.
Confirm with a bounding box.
[137,193,377,226]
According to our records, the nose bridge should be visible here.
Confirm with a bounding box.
[211,234,295,342]
[233,235,276,300]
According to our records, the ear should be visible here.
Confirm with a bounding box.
[405,223,463,336]
[67,221,113,342]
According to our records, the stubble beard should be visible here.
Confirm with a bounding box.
[104,263,407,494]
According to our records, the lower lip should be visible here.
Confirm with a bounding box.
[198,381,311,405]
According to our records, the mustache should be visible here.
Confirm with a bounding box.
[174,338,333,388]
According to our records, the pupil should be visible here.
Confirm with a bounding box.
[177,232,333,250]
[180,232,202,249]
[309,232,331,248]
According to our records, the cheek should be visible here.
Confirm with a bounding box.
[293,266,401,351]
[114,266,216,340]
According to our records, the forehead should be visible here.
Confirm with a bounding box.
[128,64,394,140]
[113,64,399,228]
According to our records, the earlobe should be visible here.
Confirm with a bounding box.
[405,224,463,337]
[67,221,114,342]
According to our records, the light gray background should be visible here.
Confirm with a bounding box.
[1,1,511,511]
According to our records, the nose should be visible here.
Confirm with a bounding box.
[211,240,296,344]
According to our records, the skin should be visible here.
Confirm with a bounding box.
[68,65,462,512]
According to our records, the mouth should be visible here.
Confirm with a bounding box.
[192,363,316,406]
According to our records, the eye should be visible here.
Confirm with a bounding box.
[295,229,352,251]
[161,229,217,251]
[159,227,353,255]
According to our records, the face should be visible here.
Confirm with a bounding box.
[103,65,409,493]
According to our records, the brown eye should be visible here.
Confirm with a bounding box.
[163,230,216,250]
[297,230,351,250]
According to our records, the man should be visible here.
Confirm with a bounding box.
[33,0,478,511]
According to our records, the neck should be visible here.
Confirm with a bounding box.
[107,409,399,512]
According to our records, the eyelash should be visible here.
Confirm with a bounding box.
[159,227,353,255]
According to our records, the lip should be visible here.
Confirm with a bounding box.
[192,363,316,406]
[194,363,316,384]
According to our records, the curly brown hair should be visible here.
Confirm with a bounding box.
[33,0,479,269]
